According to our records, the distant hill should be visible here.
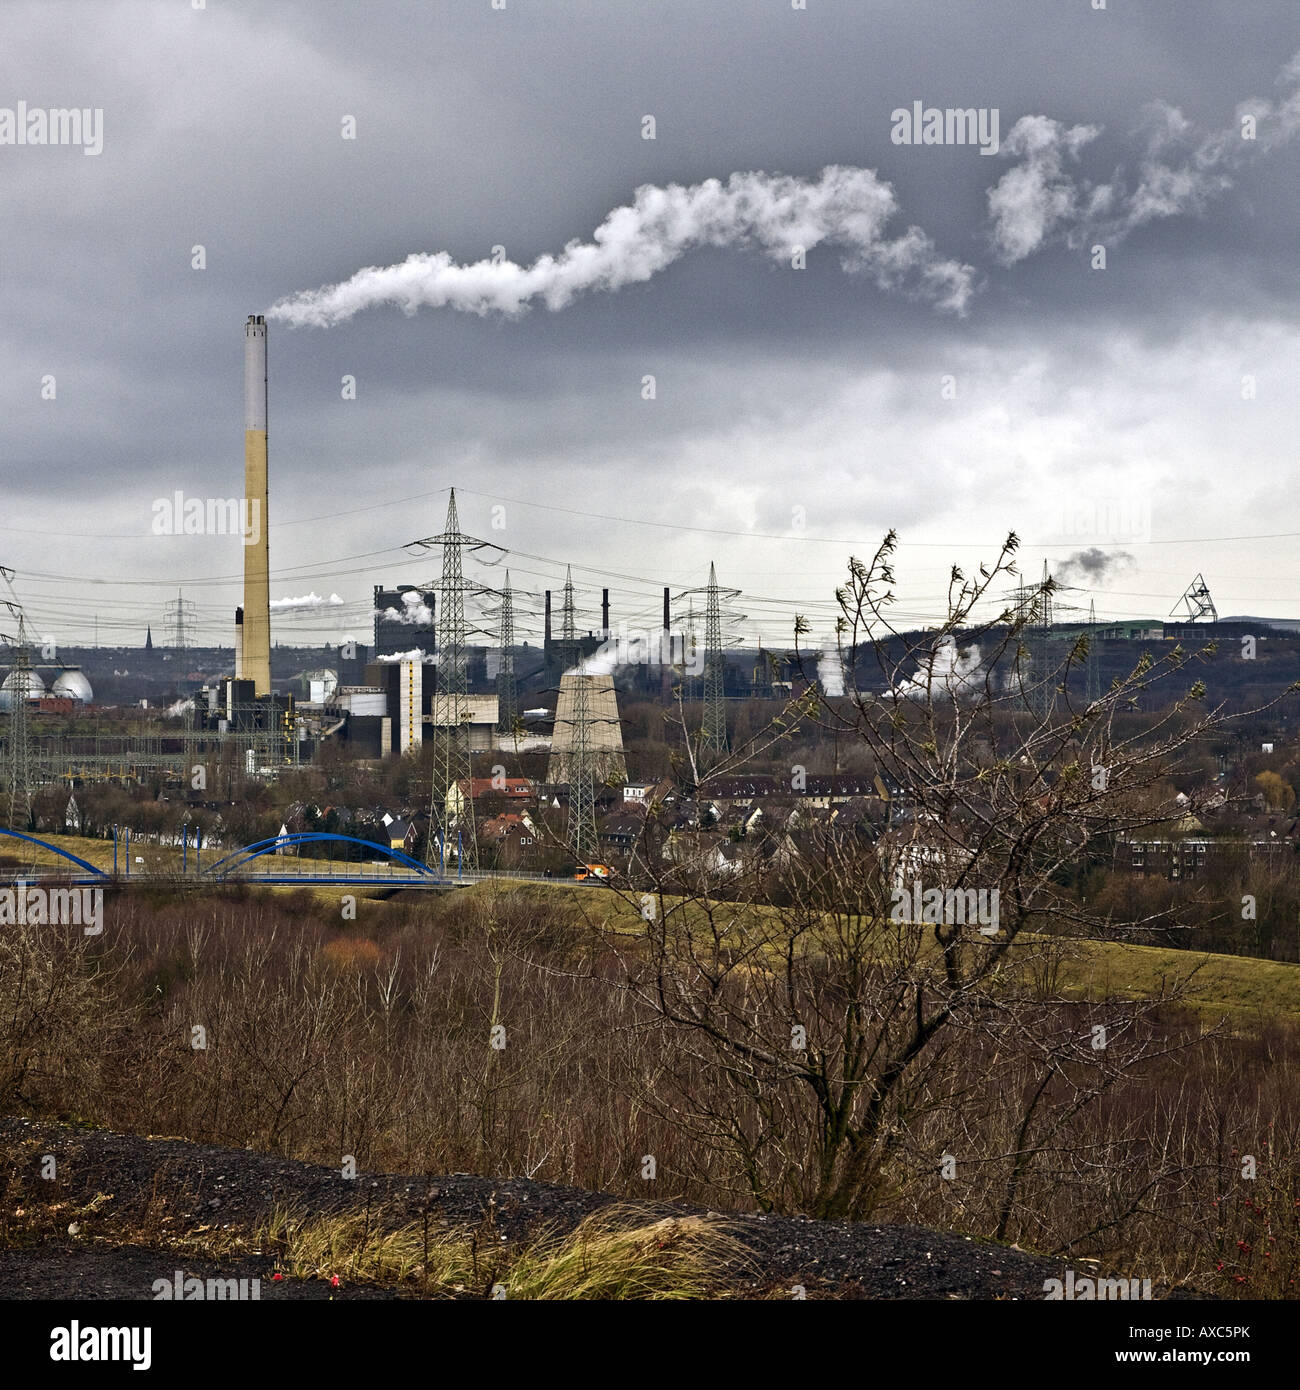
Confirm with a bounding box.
[1224,616,1300,634]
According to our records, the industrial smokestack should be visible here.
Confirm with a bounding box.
[233,606,244,679]
[242,315,271,696]
[544,590,552,648]
[661,586,672,697]
[601,588,609,638]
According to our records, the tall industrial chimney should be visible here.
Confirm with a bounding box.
[233,606,244,678]
[661,585,672,697]
[242,315,271,696]
[544,589,552,648]
[601,588,610,638]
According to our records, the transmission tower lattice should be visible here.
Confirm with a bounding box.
[566,672,598,864]
[702,563,728,753]
[1,573,34,830]
[1034,562,1056,717]
[557,565,580,672]
[1085,599,1102,704]
[407,490,501,871]
[684,599,699,688]
[1007,562,1056,717]
[496,570,517,735]
[165,589,197,654]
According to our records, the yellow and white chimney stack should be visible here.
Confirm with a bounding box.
[241,314,271,695]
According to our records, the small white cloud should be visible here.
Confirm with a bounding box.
[270,592,344,612]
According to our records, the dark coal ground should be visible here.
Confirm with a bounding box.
[0,1117,1195,1301]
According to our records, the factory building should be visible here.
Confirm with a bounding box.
[302,660,501,759]
[373,585,436,659]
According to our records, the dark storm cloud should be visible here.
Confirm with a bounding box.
[3,0,1300,644]
[1056,548,1136,587]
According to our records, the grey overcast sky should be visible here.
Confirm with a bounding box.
[3,0,1300,649]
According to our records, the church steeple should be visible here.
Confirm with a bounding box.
[145,625,154,650]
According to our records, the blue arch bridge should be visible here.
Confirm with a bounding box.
[0,828,559,889]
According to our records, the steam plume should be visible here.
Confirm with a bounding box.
[268,166,975,327]
[890,636,988,702]
[989,50,1300,263]
[376,591,433,626]
[270,592,344,612]
[818,632,846,697]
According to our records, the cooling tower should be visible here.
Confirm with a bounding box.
[546,670,627,786]
[242,315,271,696]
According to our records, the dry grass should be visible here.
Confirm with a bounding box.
[502,1209,747,1300]
[256,1203,747,1299]
[257,1205,454,1289]
[20,834,1300,1021]
[468,879,1300,1022]
[3,881,1299,1297]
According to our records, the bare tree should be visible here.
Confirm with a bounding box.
[601,534,1295,1220]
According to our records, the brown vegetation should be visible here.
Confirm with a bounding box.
[0,882,1296,1297]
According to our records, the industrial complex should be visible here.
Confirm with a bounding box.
[1,314,1294,870]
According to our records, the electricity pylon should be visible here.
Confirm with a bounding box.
[496,570,517,735]
[407,490,501,870]
[566,671,597,864]
[1085,599,1101,705]
[6,623,33,830]
[1,572,34,829]
[1035,561,1056,717]
[558,565,579,672]
[702,563,728,754]
[165,589,196,654]
[1007,561,1056,717]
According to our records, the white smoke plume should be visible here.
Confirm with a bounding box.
[989,51,1300,263]
[573,627,696,679]
[270,592,344,612]
[376,647,427,663]
[376,591,433,626]
[987,117,1107,263]
[575,631,651,678]
[268,166,976,327]
[889,637,988,703]
[164,697,194,719]
[818,632,846,697]
[574,641,619,678]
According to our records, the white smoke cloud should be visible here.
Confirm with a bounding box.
[818,632,846,697]
[376,591,433,626]
[164,697,194,719]
[889,636,988,703]
[575,640,619,678]
[376,647,426,663]
[576,630,654,678]
[573,627,699,679]
[987,117,1106,264]
[270,592,344,612]
[267,166,976,327]
[989,51,1300,263]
